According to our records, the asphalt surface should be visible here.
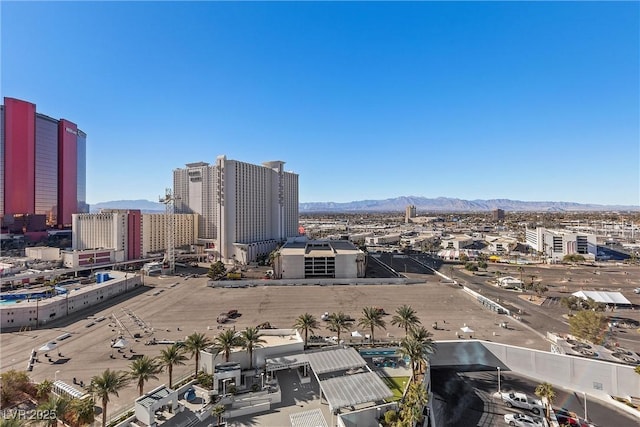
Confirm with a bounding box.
[431,369,639,427]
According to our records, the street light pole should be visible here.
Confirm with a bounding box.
[497,367,501,394]
[584,392,588,421]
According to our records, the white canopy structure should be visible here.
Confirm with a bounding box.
[460,326,474,334]
[112,338,128,348]
[572,291,631,305]
[351,331,363,338]
[39,342,57,352]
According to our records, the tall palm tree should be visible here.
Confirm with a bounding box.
[159,344,188,388]
[213,329,241,362]
[410,327,436,375]
[535,382,556,420]
[358,306,386,344]
[327,312,353,344]
[399,328,437,381]
[184,332,212,377]
[35,379,53,401]
[391,305,421,337]
[398,336,422,380]
[240,327,266,370]
[37,395,70,427]
[69,396,96,426]
[129,355,162,396]
[293,313,318,348]
[89,369,130,427]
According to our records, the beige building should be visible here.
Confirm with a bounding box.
[274,239,366,280]
[72,210,198,262]
[174,156,299,264]
[25,246,61,261]
[141,213,198,256]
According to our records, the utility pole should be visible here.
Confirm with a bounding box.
[159,188,179,275]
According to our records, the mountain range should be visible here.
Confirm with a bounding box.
[90,196,639,213]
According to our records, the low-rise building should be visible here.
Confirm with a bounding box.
[525,227,596,263]
[274,239,366,279]
[440,234,474,250]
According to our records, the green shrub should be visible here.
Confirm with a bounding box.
[384,410,398,424]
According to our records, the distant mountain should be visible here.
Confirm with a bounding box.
[90,196,639,214]
[299,196,639,212]
[90,199,165,213]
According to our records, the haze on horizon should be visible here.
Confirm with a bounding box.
[2,2,638,206]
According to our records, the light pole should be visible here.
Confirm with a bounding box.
[583,392,588,421]
[261,372,265,389]
[497,367,501,394]
[55,370,60,381]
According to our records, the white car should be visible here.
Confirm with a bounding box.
[504,413,542,427]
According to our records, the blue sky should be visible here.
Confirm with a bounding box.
[2,1,639,206]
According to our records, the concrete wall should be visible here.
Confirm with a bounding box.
[334,253,357,279]
[481,341,640,400]
[208,277,421,288]
[430,340,640,401]
[281,254,305,279]
[1,272,141,329]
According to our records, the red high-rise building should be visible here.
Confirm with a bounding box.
[0,97,87,229]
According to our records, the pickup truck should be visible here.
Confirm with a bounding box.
[501,392,544,414]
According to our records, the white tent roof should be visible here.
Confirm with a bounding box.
[572,291,631,305]
[460,326,474,333]
[39,342,57,352]
[112,338,128,348]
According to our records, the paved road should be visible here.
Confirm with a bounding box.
[431,368,639,427]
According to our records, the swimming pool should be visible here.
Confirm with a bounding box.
[359,348,398,357]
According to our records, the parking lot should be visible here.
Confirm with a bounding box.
[1,271,551,422]
[431,369,639,427]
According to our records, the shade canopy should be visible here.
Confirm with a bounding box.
[351,331,363,338]
[39,342,57,352]
[112,338,128,348]
[460,326,474,333]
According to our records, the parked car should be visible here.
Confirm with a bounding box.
[501,392,544,414]
[504,413,542,426]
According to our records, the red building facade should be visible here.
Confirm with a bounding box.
[0,97,87,229]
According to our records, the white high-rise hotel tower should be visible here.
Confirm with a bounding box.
[173,156,299,263]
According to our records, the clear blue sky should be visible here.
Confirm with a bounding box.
[2,1,639,206]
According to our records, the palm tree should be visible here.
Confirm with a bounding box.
[0,419,23,427]
[184,332,212,377]
[212,404,225,426]
[327,312,353,344]
[213,329,241,362]
[159,344,188,388]
[89,369,130,427]
[240,327,266,370]
[293,313,318,348]
[37,395,70,427]
[399,328,437,381]
[535,382,556,420]
[69,396,96,426]
[358,306,386,344]
[398,337,422,380]
[35,379,53,401]
[129,355,162,396]
[391,305,421,337]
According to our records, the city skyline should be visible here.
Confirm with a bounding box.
[2,1,638,206]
